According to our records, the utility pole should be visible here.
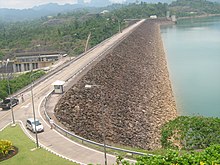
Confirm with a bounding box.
[85,32,91,52]
[30,71,39,148]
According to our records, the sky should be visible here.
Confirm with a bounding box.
[0,0,126,9]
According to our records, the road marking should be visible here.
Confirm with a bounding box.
[37,93,116,159]
[21,103,31,108]
[0,112,11,122]
[17,120,86,165]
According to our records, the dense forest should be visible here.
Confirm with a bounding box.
[170,0,220,17]
[1,0,220,60]
[0,3,169,60]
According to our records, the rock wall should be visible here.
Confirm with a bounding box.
[54,19,177,150]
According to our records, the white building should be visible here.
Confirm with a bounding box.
[150,15,157,19]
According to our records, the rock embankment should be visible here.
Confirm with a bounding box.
[54,19,177,150]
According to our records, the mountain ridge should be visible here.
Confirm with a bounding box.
[0,0,220,22]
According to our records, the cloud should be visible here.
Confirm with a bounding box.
[0,0,78,9]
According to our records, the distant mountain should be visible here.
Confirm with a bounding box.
[0,3,87,22]
[127,0,220,4]
[0,8,39,22]
[32,3,87,16]
[126,0,173,3]
[134,0,220,3]
[0,0,220,22]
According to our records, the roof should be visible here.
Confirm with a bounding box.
[27,118,40,122]
[14,52,64,57]
[51,80,65,86]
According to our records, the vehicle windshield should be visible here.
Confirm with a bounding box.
[3,99,10,104]
[32,120,41,126]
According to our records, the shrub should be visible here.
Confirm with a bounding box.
[0,70,45,100]
[161,116,220,150]
[0,140,14,157]
[117,145,220,165]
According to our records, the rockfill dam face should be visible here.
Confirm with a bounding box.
[55,19,177,150]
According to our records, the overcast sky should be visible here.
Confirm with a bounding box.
[0,0,126,9]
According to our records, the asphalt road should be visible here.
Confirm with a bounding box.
[0,19,145,165]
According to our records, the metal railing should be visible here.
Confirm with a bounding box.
[43,92,153,157]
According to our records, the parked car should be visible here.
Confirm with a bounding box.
[0,97,19,110]
[26,118,44,133]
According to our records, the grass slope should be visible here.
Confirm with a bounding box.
[0,125,77,165]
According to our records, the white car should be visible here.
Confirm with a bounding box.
[26,118,44,133]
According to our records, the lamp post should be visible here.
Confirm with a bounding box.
[85,84,107,165]
[6,59,15,125]
[30,71,39,148]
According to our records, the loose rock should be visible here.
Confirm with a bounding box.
[55,19,177,150]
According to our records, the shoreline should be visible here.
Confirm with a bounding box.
[177,13,220,21]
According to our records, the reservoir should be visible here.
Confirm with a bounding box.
[161,16,220,117]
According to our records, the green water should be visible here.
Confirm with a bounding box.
[161,16,220,117]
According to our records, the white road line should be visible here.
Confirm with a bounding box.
[21,103,31,108]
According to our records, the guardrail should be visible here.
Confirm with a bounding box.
[40,19,153,158]
[43,92,153,158]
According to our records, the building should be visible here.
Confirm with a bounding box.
[13,52,63,72]
[0,60,13,74]
[100,10,109,14]
[171,15,177,23]
[150,15,157,19]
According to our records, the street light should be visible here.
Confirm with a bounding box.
[85,84,107,165]
[30,71,39,148]
[6,59,15,125]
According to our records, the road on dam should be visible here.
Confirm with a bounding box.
[0,19,145,165]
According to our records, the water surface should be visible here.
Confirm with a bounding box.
[161,16,220,117]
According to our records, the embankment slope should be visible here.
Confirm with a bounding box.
[55,19,177,150]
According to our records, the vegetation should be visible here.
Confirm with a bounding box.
[0,11,123,58]
[0,125,76,165]
[112,2,168,20]
[116,145,220,165]
[0,70,45,100]
[169,0,220,17]
[161,116,220,150]
[113,116,220,165]
[0,0,219,59]
[1,1,219,59]
[0,1,220,164]
[0,140,14,158]
[0,2,169,60]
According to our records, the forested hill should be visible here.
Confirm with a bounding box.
[0,3,169,60]
[0,0,220,22]
[0,3,86,22]
[1,0,220,60]
[170,0,220,17]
